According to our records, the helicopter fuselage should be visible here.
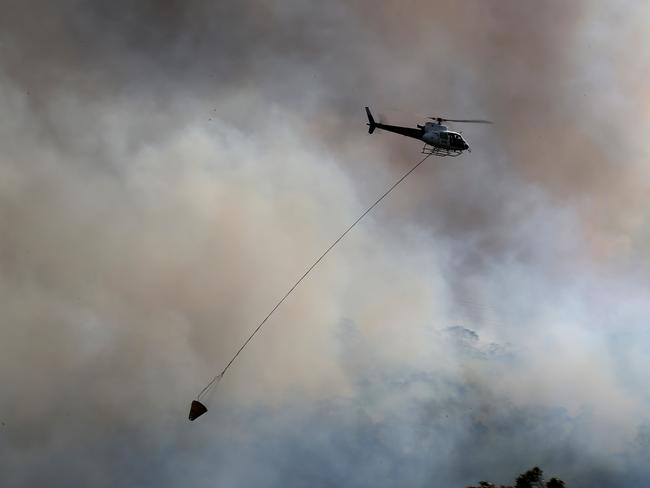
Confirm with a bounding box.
[365,106,491,156]
[419,122,468,151]
[365,107,470,153]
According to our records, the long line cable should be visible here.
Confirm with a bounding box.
[196,152,433,401]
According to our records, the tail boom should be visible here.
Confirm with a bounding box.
[364,106,423,140]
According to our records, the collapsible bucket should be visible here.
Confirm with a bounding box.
[188,400,208,421]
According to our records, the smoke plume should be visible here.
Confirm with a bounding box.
[1,1,649,486]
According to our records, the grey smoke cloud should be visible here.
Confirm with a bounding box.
[1,1,650,487]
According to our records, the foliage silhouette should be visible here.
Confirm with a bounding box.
[467,466,565,488]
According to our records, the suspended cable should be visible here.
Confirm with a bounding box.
[195,152,433,403]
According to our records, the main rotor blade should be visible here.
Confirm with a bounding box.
[428,117,493,124]
[444,118,492,124]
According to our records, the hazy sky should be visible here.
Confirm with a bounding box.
[2,1,650,487]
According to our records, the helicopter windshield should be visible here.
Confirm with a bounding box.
[447,133,467,149]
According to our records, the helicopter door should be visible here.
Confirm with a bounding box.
[439,132,449,148]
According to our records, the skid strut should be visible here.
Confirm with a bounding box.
[421,144,463,157]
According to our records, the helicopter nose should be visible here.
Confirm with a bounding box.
[463,142,469,150]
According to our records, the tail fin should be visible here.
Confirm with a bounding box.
[365,106,376,134]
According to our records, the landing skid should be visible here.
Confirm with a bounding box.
[421,144,463,157]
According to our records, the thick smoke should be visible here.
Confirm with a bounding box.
[1,1,650,487]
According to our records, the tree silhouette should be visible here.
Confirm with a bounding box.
[545,479,565,488]
[515,466,543,487]
[467,466,565,488]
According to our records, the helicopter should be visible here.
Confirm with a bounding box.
[365,107,491,157]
